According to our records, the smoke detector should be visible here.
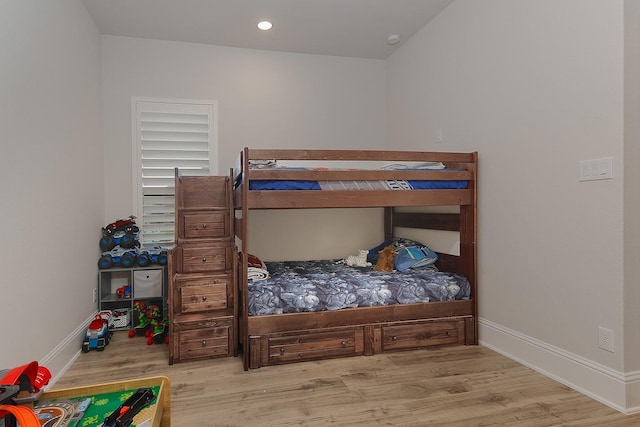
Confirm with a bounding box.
[387,34,401,45]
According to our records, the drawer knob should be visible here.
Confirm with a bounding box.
[446,331,451,336]
[341,341,347,348]
[392,336,398,341]
[201,340,207,347]
[202,257,207,262]
[202,296,207,302]
[279,347,285,354]
[202,223,207,228]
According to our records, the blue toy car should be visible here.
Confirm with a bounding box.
[99,230,140,251]
[82,311,113,352]
[136,246,168,267]
[98,247,138,269]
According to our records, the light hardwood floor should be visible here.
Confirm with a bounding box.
[53,331,639,426]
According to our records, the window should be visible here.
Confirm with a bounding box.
[132,98,218,248]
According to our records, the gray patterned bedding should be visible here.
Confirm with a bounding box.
[248,259,471,316]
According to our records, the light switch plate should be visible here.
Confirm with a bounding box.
[579,157,612,181]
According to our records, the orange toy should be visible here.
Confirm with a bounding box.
[374,245,396,272]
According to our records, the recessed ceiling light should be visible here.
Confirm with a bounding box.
[257,20,273,31]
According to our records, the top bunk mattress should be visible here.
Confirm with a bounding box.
[248,259,471,316]
[246,162,469,191]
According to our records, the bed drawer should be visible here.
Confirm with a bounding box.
[266,329,363,365]
[381,319,465,351]
[181,212,229,239]
[175,274,231,313]
[180,244,233,273]
[174,317,233,361]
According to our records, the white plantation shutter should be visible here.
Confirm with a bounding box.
[133,98,217,247]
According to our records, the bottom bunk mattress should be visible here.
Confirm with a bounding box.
[248,259,471,316]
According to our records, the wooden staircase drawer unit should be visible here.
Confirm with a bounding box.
[172,315,234,362]
[180,245,232,273]
[181,212,229,239]
[176,326,231,361]
[170,173,236,364]
[176,275,231,314]
[267,329,364,365]
[382,319,465,351]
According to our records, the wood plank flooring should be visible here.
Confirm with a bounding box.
[52,331,639,426]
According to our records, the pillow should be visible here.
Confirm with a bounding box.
[367,237,415,263]
[367,237,438,271]
[394,245,438,272]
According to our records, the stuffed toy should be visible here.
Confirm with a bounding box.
[345,249,371,267]
[374,245,396,272]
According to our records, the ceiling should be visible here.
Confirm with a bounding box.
[82,0,454,60]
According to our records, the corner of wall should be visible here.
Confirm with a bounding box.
[480,318,640,414]
[40,312,97,388]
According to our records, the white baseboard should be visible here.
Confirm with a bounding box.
[39,311,97,389]
[479,317,640,415]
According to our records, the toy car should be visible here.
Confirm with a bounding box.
[82,311,113,352]
[99,230,140,251]
[128,301,149,337]
[116,284,132,300]
[136,246,169,267]
[98,247,138,269]
[146,317,169,345]
[102,216,139,236]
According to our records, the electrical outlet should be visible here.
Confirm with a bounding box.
[598,326,614,352]
[93,288,97,304]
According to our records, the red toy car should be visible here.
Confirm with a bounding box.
[102,216,140,236]
[115,285,132,300]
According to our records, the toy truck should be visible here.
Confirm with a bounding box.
[82,311,113,352]
[102,216,139,236]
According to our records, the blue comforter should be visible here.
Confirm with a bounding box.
[248,259,471,316]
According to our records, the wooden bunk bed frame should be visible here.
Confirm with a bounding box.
[234,148,478,370]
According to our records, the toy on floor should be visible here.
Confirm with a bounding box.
[147,318,169,345]
[374,245,397,272]
[128,301,149,338]
[128,303,169,345]
[144,305,169,345]
[82,311,113,352]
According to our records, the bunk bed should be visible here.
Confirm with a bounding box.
[233,148,477,370]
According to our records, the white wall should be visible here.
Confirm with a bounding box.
[624,0,640,380]
[101,36,387,260]
[387,0,631,411]
[0,0,103,376]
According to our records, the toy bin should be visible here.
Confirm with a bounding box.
[111,308,130,329]
[133,269,163,298]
